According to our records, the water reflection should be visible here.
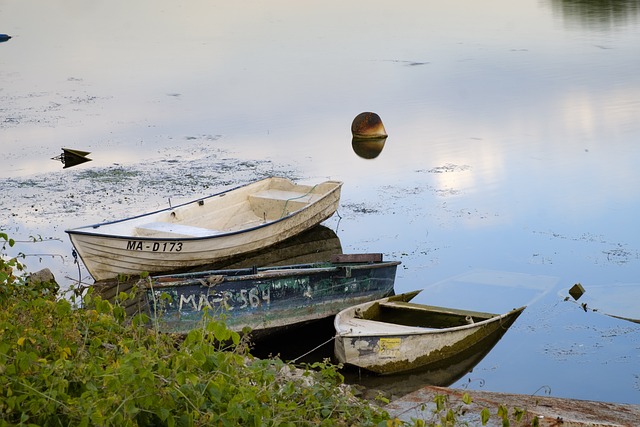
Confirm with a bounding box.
[549,0,640,29]
[3,0,640,404]
[417,269,559,315]
[351,136,387,159]
[185,224,342,272]
[51,148,93,169]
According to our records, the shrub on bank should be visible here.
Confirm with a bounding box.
[0,232,391,426]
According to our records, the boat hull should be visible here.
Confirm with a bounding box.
[341,318,516,396]
[66,177,342,281]
[334,293,525,375]
[142,259,400,337]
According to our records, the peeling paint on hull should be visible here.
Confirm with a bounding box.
[143,259,400,336]
[334,291,525,375]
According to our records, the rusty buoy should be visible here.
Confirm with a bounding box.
[351,112,387,139]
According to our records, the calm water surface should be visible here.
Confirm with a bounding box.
[2,0,639,404]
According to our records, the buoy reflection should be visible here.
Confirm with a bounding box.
[352,136,387,159]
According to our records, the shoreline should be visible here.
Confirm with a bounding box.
[387,385,640,426]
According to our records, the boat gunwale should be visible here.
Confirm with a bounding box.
[146,260,402,288]
[64,179,343,241]
[336,298,526,338]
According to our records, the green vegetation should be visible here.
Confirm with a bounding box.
[0,232,390,426]
[1,232,527,426]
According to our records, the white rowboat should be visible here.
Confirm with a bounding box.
[66,177,342,281]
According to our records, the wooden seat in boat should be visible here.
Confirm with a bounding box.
[135,222,220,238]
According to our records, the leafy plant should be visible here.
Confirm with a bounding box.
[2,231,525,427]
[409,392,533,427]
[0,233,394,426]
[0,232,23,286]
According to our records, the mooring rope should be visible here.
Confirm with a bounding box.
[290,334,336,364]
[72,248,82,288]
[279,184,319,219]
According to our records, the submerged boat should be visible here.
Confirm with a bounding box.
[135,253,400,337]
[66,177,342,281]
[334,291,525,375]
[563,283,640,325]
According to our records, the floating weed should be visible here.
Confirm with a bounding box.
[77,167,141,183]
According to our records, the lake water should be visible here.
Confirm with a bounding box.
[2,0,639,405]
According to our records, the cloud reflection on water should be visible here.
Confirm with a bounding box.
[2,0,640,404]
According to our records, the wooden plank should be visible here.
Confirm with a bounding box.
[331,253,383,263]
[380,301,496,319]
[339,317,430,335]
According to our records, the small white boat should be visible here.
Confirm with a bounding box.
[334,291,525,375]
[66,177,342,281]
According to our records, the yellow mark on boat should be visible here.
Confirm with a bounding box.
[378,337,401,358]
